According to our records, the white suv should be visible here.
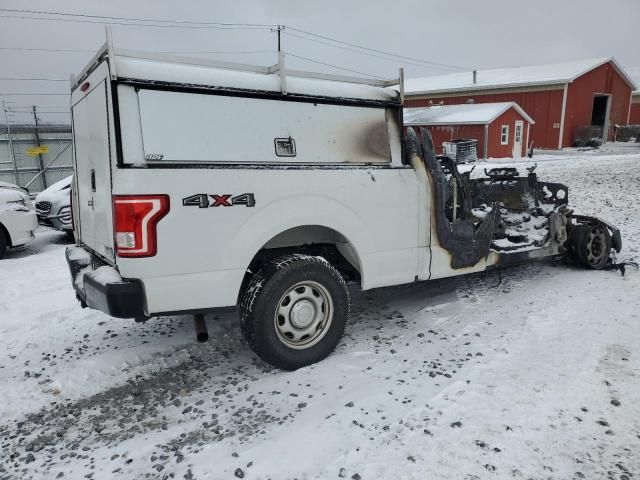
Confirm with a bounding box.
[0,181,38,258]
[65,42,621,370]
[34,176,73,234]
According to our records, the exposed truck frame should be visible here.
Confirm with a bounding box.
[66,34,622,370]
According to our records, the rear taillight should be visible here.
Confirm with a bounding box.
[113,195,169,258]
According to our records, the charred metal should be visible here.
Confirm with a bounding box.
[406,127,621,271]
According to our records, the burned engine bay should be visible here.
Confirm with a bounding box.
[454,162,568,253]
[406,127,622,271]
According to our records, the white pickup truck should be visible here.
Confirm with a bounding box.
[67,39,621,370]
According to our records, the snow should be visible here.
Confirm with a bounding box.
[90,265,124,285]
[398,57,636,95]
[0,187,31,212]
[114,52,398,103]
[1,153,640,479]
[404,102,533,126]
[66,245,91,263]
[34,175,72,205]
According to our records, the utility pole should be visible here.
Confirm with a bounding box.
[32,105,47,189]
[275,25,282,53]
[2,101,19,186]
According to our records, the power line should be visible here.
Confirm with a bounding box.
[0,7,277,28]
[0,77,68,82]
[0,14,267,29]
[10,107,70,112]
[0,46,276,55]
[0,46,94,53]
[0,9,274,30]
[0,7,465,71]
[283,31,457,72]
[0,93,70,96]
[286,26,467,72]
[284,52,378,78]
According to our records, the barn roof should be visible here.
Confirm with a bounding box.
[400,58,637,96]
[626,66,640,94]
[404,102,535,126]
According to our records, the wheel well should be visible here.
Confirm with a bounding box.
[0,222,11,247]
[238,225,362,302]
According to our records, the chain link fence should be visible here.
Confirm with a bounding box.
[0,124,73,193]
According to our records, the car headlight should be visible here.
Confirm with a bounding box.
[7,199,30,212]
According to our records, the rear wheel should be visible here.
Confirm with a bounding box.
[239,254,350,370]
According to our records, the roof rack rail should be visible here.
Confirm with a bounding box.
[72,27,404,100]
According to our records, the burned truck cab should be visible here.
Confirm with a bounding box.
[407,127,622,272]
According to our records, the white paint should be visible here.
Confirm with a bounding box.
[513,120,524,159]
[601,93,612,143]
[71,62,115,262]
[558,82,569,149]
[500,125,509,145]
[0,186,37,247]
[135,89,391,165]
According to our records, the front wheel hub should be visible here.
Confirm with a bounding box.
[274,281,334,349]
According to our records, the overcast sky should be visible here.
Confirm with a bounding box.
[1,0,638,123]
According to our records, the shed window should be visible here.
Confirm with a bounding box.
[500,125,509,145]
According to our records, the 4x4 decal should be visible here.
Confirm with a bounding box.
[182,193,256,208]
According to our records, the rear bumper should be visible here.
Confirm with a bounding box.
[66,246,146,319]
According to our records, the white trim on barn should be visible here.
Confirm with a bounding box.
[558,83,568,149]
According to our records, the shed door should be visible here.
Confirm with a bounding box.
[513,120,524,159]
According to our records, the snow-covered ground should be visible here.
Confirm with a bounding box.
[1,153,639,480]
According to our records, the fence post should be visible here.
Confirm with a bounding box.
[2,102,19,186]
[32,105,47,189]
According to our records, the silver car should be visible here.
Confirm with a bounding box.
[34,176,73,233]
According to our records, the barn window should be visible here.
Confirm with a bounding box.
[500,125,509,145]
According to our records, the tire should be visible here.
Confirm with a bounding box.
[0,229,6,259]
[239,254,350,370]
[572,224,612,270]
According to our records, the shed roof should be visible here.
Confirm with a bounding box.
[404,102,534,126]
[399,57,637,96]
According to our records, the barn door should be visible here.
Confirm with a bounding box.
[513,120,524,159]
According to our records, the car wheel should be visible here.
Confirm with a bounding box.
[239,254,350,370]
[573,224,612,269]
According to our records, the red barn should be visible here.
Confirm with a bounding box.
[626,67,640,124]
[403,58,637,149]
[404,102,534,160]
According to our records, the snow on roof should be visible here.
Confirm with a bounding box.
[97,48,399,104]
[404,102,534,126]
[626,66,640,94]
[399,57,637,95]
